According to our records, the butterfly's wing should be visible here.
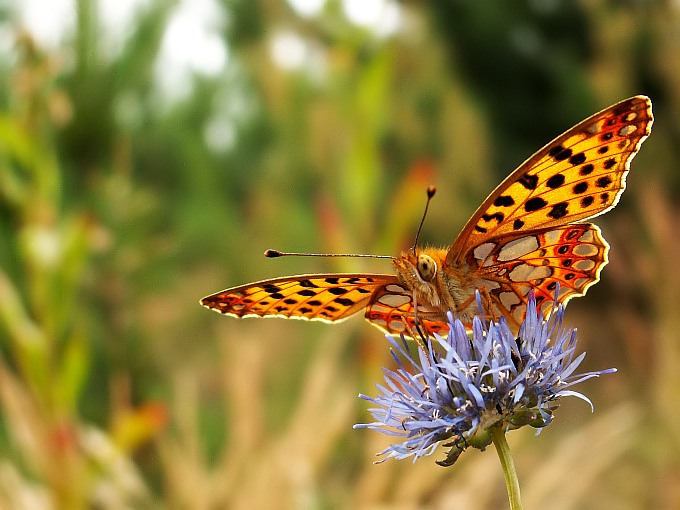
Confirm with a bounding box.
[200,274,399,324]
[444,96,652,322]
[467,223,608,329]
[364,282,450,335]
[447,96,653,263]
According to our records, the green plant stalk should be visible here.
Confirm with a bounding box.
[492,427,522,510]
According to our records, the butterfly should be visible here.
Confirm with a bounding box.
[201,96,653,336]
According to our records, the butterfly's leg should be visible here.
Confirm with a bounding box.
[478,286,499,322]
[410,291,432,349]
[402,319,427,351]
[451,286,497,322]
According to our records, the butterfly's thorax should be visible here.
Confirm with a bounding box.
[394,248,478,322]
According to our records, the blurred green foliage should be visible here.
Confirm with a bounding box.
[0,0,679,508]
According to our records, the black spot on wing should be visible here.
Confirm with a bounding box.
[328,287,348,295]
[547,202,568,219]
[580,196,594,208]
[580,164,594,176]
[573,182,588,194]
[482,212,505,223]
[548,145,564,157]
[546,174,565,189]
[569,152,586,165]
[525,197,548,212]
[553,148,572,161]
[596,176,613,188]
[334,297,355,306]
[518,173,539,190]
[565,229,580,240]
[493,195,515,207]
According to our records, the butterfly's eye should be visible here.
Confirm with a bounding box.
[416,254,437,281]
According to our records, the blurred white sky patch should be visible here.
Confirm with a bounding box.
[287,0,326,18]
[204,117,236,153]
[270,31,308,71]
[155,0,228,101]
[269,30,326,81]
[17,0,74,48]
[99,0,152,56]
[342,0,401,37]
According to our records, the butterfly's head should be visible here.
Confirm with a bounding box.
[394,249,443,306]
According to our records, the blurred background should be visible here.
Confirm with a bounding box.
[0,0,678,508]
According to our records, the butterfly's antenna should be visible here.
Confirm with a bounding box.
[264,249,392,259]
[413,185,437,255]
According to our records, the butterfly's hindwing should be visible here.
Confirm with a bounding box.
[365,283,450,335]
[201,274,397,323]
[471,224,608,328]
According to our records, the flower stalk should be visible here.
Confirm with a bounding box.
[492,427,522,510]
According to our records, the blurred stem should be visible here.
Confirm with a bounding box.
[492,427,522,510]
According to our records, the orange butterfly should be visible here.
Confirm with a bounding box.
[201,96,653,336]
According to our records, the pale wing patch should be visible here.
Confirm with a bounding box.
[389,320,406,332]
[543,229,563,245]
[577,228,595,243]
[497,235,539,262]
[499,291,521,309]
[573,243,598,257]
[573,259,596,271]
[378,293,411,307]
[508,263,553,282]
[473,242,496,261]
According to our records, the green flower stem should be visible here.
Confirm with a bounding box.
[491,427,522,510]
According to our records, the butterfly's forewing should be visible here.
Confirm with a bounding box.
[201,274,397,323]
[447,96,653,265]
[469,224,608,329]
[364,282,450,335]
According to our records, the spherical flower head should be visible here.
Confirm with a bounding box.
[355,291,616,466]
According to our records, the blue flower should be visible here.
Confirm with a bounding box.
[354,291,616,466]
